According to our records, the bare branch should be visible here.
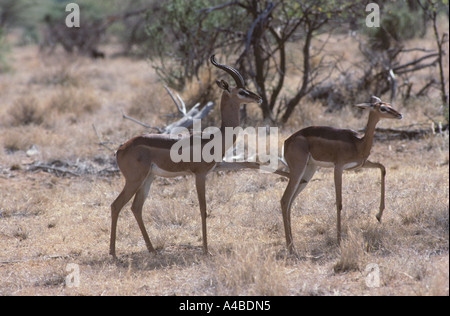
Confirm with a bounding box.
[400,47,436,53]
[416,79,437,97]
[391,53,439,73]
[92,124,115,153]
[162,101,215,134]
[121,85,215,135]
[164,85,184,115]
[29,163,80,177]
[121,110,163,132]
[176,94,187,115]
[395,59,439,75]
[198,1,241,17]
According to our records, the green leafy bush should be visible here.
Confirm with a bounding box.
[145,0,236,91]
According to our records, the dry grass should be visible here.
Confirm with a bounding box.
[0,29,448,296]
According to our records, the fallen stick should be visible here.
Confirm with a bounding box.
[29,164,80,177]
[0,254,74,265]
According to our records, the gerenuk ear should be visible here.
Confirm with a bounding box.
[354,103,372,110]
[216,79,230,93]
[370,96,382,104]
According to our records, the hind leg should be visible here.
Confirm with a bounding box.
[362,160,386,222]
[292,164,318,201]
[281,172,305,254]
[131,174,156,254]
[281,164,317,254]
[280,139,310,254]
[110,180,143,258]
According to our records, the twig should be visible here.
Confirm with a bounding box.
[176,94,187,115]
[164,85,185,115]
[395,59,439,75]
[92,124,115,153]
[400,47,436,53]
[0,254,74,265]
[416,79,437,97]
[198,1,241,17]
[391,53,439,73]
[161,101,215,134]
[122,86,215,134]
[121,110,163,132]
[30,164,80,177]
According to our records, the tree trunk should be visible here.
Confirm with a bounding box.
[281,21,313,123]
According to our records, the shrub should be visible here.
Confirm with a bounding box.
[47,88,101,115]
[7,96,45,126]
[334,230,364,273]
[365,2,425,50]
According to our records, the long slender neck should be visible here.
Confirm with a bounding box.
[219,92,240,131]
[360,111,380,158]
[219,92,241,157]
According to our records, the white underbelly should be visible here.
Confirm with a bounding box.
[343,162,360,170]
[151,164,192,178]
[309,157,360,170]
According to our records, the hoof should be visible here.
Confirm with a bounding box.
[375,214,382,223]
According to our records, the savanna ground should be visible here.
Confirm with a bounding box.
[0,27,449,296]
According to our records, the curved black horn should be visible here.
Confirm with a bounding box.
[210,54,245,88]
